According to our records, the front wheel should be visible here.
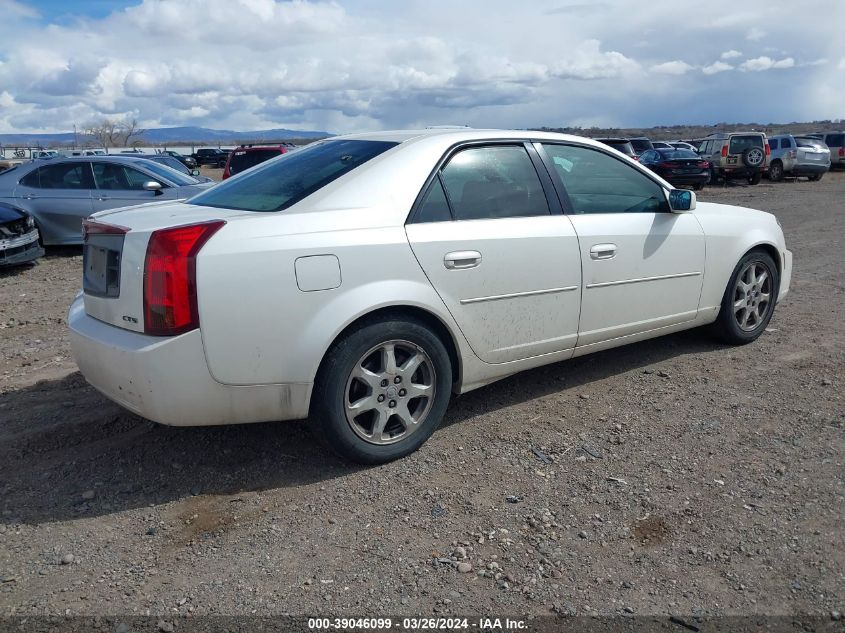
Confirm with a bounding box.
[712,250,779,345]
[311,316,453,463]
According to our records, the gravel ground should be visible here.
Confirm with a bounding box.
[0,171,843,620]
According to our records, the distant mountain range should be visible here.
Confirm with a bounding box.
[0,126,331,146]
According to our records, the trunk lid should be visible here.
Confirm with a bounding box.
[82,201,254,333]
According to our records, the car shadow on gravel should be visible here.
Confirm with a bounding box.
[0,329,729,525]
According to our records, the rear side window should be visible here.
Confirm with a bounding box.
[228,149,283,176]
[416,177,452,223]
[188,140,397,212]
[781,137,792,148]
[439,145,549,221]
[21,163,90,189]
[542,143,669,215]
[729,135,764,154]
[826,134,844,146]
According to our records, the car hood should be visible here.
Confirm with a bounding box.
[693,201,775,223]
[0,201,27,224]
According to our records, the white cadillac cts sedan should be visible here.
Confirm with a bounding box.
[69,129,792,463]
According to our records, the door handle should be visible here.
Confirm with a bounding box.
[23,194,37,200]
[97,196,110,201]
[590,243,617,260]
[444,250,482,269]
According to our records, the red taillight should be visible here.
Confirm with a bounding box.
[82,219,128,241]
[765,143,771,156]
[143,220,225,336]
[839,147,844,157]
[721,145,728,158]
[663,161,681,168]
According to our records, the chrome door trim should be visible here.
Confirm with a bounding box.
[585,271,701,289]
[460,285,579,305]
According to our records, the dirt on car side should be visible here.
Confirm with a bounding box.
[0,174,843,620]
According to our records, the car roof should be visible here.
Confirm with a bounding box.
[593,137,631,142]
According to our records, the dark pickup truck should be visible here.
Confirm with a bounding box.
[191,148,230,167]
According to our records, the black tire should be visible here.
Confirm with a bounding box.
[311,316,453,464]
[747,171,762,185]
[768,161,784,182]
[712,249,779,345]
[693,182,704,191]
[808,173,824,182]
[709,167,723,185]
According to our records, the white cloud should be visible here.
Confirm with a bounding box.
[651,60,694,75]
[739,56,795,72]
[702,61,733,75]
[721,50,742,59]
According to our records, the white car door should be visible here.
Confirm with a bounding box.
[405,143,582,364]
[537,142,705,347]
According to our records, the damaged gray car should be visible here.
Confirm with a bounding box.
[0,201,44,266]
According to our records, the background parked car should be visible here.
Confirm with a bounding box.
[0,201,43,266]
[594,138,637,158]
[0,156,213,245]
[651,141,673,150]
[697,132,769,185]
[222,144,289,179]
[669,141,698,151]
[767,134,830,182]
[191,148,230,167]
[806,131,845,169]
[638,148,710,190]
[158,150,197,169]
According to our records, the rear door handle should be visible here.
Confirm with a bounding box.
[444,250,482,269]
[97,196,110,201]
[590,243,617,260]
[23,194,37,200]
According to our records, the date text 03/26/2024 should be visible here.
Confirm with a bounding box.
[308,618,528,630]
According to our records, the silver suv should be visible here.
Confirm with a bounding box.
[697,132,769,185]
[767,134,830,181]
[806,131,845,169]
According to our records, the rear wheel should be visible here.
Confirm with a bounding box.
[808,173,824,182]
[692,182,704,191]
[311,316,452,464]
[712,250,779,345]
[768,160,784,182]
[747,171,762,185]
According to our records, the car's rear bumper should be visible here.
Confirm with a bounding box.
[68,295,311,426]
[788,163,829,176]
[0,229,44,266]
[663,173,709,186]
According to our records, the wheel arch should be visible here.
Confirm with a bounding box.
[743,242,782,279]
[314,303,464,393]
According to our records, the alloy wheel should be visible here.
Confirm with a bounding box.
[733,261,773,331]
[344,340,436,445]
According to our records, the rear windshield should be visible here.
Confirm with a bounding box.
[228,149,283,176]
[657,149,699,159]
[630,139,653,152]
[187,139,398,212]
[795,137,826,149]
[729,135,764,153]
[598,140,635,155]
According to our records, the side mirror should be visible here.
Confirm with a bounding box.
[191,169,200,176]
[143,181,163,195]
[669,189,696,212]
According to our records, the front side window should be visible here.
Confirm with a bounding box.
[92,163,152,190]
[438,145,549,221]
[188,139,397,212]
[541,143,669,215]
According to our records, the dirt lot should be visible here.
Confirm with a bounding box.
[1,171,843,621]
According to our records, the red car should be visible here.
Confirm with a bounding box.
[222,145,290,179]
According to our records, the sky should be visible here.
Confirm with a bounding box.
[0,0,842,134]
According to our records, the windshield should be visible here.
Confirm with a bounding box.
[188,139,397,212]
[137,160,199,186]
[228,149,282,176]
[657,149,699,159]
